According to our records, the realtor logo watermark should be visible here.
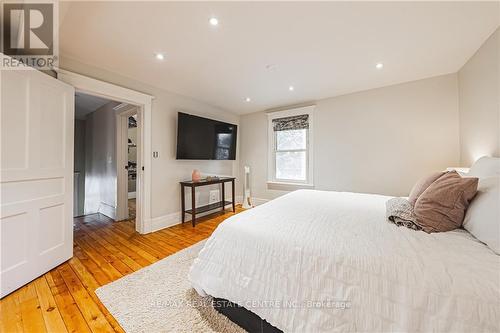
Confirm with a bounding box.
[1,1,58,70]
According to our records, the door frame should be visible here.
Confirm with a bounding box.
[116,107,140,222]
[56,68,154,234]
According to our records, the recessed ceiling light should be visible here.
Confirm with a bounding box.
[288,86,294,91]
[376,63,384,69]
[155,53,165,60]
[265,64,277,71]
[245,97,251,102]
[209,17,219,26]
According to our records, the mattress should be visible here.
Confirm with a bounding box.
[189,189,500,332]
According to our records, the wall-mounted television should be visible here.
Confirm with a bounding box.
[176,112,237,160]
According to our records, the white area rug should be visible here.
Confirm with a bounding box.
[95,241,245,333]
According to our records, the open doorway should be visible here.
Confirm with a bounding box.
[127,114,138,219]
[115,107,141,222]
[58,68,152,234]
[73,92,141,227]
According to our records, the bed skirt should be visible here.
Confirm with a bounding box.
[213,298,283,333]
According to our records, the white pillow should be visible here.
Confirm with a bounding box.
[463,177,500,254]
[468,156,500,178]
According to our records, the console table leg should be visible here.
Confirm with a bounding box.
[181,185,185,223]
[232,179,235,212]
[221,182,225,213]
[191,186,196,227]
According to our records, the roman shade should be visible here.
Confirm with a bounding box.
[272,114,309,132]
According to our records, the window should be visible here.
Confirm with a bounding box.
[268,106,314,186]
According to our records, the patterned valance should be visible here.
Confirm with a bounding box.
[272,114,309,131]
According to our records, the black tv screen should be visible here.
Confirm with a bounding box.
[176,112,237,160]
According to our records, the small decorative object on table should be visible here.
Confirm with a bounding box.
[192,169,201,182]
[206,175,220,181]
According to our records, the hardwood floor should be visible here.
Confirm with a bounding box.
[0,207,242,333]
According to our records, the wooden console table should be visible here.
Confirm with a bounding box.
[180,177,236,227]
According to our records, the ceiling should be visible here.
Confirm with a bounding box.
[59,2,499,115]
[75,92,115,119]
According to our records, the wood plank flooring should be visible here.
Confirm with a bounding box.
[0,207,242,333]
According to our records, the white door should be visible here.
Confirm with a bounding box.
[0,68,75,298]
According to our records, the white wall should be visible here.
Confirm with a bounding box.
[84,102,118,218]
[458,28,500,166]
[63,53,476,216]
[61,56,240,225]
[240,74,460,200]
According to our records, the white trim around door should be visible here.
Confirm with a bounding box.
[55,68,154,234]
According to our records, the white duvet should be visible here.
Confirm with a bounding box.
[189,190,500,332]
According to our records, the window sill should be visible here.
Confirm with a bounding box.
[267,181,314,191]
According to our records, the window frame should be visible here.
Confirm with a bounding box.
[267,106,314,187]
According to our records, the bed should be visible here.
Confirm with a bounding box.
[189,189,500,332]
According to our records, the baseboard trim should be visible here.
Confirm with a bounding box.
[149,197,271,233]
[251,197,269,206]
[98,202,116,219]
[236,195,269,207]
[150,212,180,232]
